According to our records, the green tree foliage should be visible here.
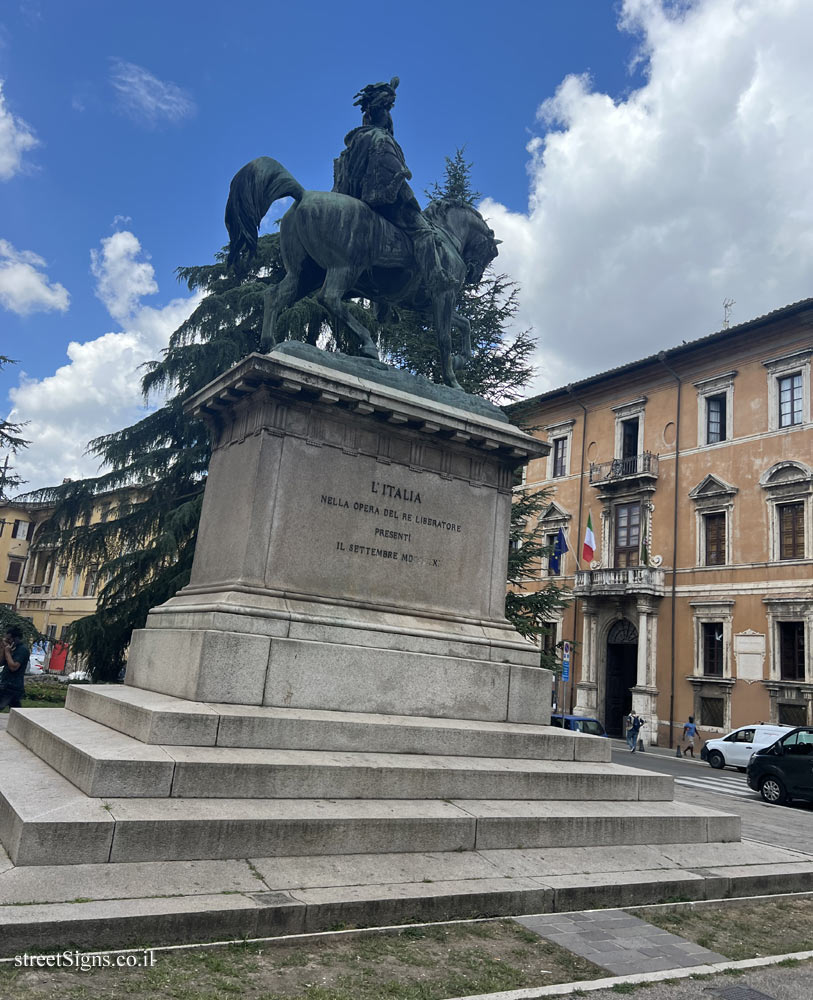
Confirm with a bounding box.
[28,153,566,679]
[0,607,45,649]
[0,356,29,498]
[506,484,570,667]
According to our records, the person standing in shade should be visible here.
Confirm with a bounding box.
[677,716,697,758]
[0,626,29,712]
[626,712,643,752]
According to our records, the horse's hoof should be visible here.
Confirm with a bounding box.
[360,346,380,360]
[452,353,468,372]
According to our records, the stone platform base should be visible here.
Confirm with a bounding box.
[0,840,810,956]
[0,684,810,952]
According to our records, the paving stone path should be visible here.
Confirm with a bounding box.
[516,908,727,975]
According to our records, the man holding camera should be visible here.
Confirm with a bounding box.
[0,626,29,711]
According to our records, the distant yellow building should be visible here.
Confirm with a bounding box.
[13,488,135,670]
[0,501,47,611]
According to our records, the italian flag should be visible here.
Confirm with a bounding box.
[582,512,596,563]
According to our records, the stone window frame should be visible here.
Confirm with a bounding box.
[690,599,735,681]
[612,397,646,460]
[544,419,575,481]
[688,475,737,568]
[763,349,811,432]
[537,502,572,578]
[693,370,736,447]
[759,461,813,563]
[763,597,812,685]
[5,556,24,584]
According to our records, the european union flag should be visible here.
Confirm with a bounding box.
[549,527,568,575]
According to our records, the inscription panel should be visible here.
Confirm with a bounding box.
[734,631,766,682]
[266,436,504,619]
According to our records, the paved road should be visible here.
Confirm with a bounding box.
[612,742,813,856]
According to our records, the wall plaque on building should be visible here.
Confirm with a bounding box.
[734,630,766,682]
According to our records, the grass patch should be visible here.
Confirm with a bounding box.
[17,679,68,708]
[0,920,607,999]
[634,897,813,961]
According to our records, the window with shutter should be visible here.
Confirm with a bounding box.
[614,502,640,568]
[778,503,804,560]
[6,558,24,583]
[779,621,805,681]
[704,512,726,565]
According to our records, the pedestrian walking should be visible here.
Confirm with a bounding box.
[676,716,697,757]
[626,712,643,752]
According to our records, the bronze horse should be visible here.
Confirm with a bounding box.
[225,157,499,389]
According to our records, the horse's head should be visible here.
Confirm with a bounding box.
[425,199,501,285]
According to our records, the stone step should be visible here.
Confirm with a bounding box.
[8,708,671,801]
[66,684,610,761]
[0,840,809,954]
[0,733,737,866]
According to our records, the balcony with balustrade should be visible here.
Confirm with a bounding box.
[589,452,659,491]
[574,566,665,598]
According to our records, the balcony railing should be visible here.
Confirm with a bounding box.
[575,566,665,597]
[19,584,50,595]
[589,452,658,485]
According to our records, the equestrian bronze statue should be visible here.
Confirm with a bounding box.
[225,78,500,390]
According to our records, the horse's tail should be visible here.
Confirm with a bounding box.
[225,157,304,269]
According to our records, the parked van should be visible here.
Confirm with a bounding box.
[747,727,813,805]
[701,724,792,771]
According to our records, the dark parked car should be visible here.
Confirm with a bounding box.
[549,714,608,737]
[747,726,813,805]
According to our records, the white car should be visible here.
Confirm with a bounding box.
[703,724,792,771]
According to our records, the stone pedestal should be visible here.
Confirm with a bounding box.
[125,346,552,723]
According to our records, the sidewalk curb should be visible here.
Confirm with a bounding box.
[443,949,813,1000]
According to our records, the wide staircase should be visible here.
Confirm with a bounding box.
[0,683,810,952]
[1,684,736,866]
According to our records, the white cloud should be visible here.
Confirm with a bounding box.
[109,59,196,127]
[0,79,38,180]
[0,239,69,315]
[91,230,158,322]
[6,231,200,490]
[482,0,813,392]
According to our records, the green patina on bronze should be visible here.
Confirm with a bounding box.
[225,79,501,389]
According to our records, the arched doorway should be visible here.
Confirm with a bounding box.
[605,618,638,736]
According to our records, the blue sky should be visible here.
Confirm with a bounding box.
[2,1,813,489]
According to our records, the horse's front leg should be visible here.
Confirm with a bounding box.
[451,312,471,372]
[433,291,460,389]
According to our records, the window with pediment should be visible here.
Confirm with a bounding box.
[760,462,812,562]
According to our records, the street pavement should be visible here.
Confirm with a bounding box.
[611,741,813,857]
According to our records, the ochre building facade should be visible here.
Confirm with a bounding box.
[512,300,812,748]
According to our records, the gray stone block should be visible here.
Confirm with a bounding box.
[8,709,175,797]
[67,685,219,746]
[127,627,271,704]
[106,799,476,863]
[507,664,552,724]
[167,750,645,802]
[0,733,114,866]
[294,877,553,932]
[261,635,512,720]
